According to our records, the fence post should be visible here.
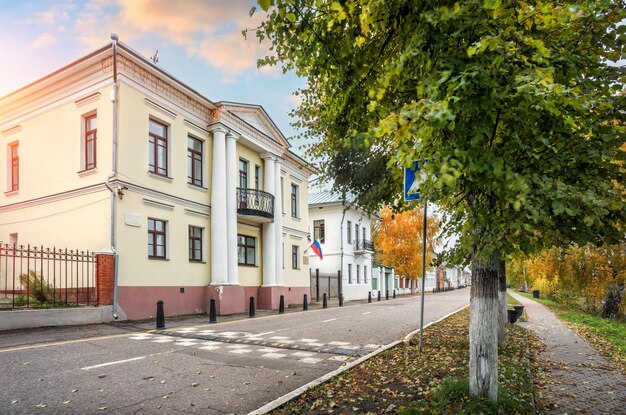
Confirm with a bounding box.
[393,289,396,299]
[96,253,115,306]
[156,300,165,329]
[368,291,372,303]
[303,294,308,311]
[378,290,381,301]
[338,270,343,305]
[249,296,255,318]
[386,290,389,300]
[323,293,328,308]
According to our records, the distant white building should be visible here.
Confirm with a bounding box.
[308,191,378,301]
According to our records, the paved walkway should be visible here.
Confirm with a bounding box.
[510,291,626,414]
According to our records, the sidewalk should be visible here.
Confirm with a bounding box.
[510,291,626,414]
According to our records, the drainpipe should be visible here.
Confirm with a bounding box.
[104,33,120,320]
[339,205,347,300]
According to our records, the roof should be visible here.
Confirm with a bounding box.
[308,191,351,206]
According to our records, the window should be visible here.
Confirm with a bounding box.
[9,233,17,248]
[148,119,168,176]
[372,277,378,290]
[290,184,299,218]
[188,226,203,261]
[239,159,248,189]
[8,142,18,191]
[363,226,366,240]
[313,220,325,242]
[355,225,360,246]
[292,245,300,269]
[255,165,260,190]
[357,265,361,284]
[364,266,368,283]
[148,218,167,259]
[238,234,256,265]
[187,136,203,186]
[347,220,352,244]
[348,264,352,284]
[83,114,97,170]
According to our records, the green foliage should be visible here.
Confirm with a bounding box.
[253,0,626,263]
[18,271,55,303]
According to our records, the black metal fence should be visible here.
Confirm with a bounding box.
[0,244,97,310]
[310,269,340,301]
[355,239,374,252]
[237,187,274,220]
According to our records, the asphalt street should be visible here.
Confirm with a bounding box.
[0,288,469,414]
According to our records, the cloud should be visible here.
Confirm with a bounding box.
[74,0,272,76]
[30,33,57,49]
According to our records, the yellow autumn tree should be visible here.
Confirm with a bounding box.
[373,207,441,281]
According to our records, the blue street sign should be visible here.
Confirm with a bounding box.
[404,160,425,201]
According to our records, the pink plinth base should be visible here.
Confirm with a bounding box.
[257,286,310,310]
[206,285,246,315]
[117,286,207,320]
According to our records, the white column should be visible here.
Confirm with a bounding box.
[274,159,283,286]
[261,153,276,286]
[210,126,228,285]
[225,131,239,285]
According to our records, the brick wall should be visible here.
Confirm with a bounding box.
[96,253,115,305]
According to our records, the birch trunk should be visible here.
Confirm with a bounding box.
[498,258,507,348]
[469,252,499,402]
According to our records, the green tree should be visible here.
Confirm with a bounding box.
[253,0,626,402]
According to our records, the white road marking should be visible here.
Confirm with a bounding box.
[299,357,323,364]
[174,341,197,347]
[151,338,174,343]
[257,347,281,353]
[277,339,295,344]
[227,344,249,349]
[307,342,324,347]
[198,345,220,351]
[292,352,315,357]
[361,312,372,315]
[364,344,381,350]
[197,329,216,335]
[81,351,169,371]
[322,318,337,323]
[262,353,286,359]
[256,331,275,337]
[300,338,318,342]
[269,336,290,340]
[328,341,351,346]
[128,334,154,340]
[176,327,198,332]
[229,349,253,354]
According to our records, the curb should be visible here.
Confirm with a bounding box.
[247,303,469,415]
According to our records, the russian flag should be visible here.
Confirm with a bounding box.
[310,240,323,260]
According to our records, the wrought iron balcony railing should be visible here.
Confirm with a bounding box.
[355,239,374,253]
[236,188,274,221]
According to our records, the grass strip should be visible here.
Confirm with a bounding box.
[517,291,626,372]
[270,309,535,415]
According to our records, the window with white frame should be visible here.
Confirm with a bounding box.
[348,264,352,284]
[291,245,300,269]
[239,159,249,188]
[347,220,352,244]
[356,264,360,283]
[364,265,368,283]
[313,220,325,242]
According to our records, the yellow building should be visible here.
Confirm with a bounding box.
[0,36,313,319]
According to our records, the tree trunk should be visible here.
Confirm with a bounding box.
[498,258,507,348]
[469,252,500,402]
[602,279,624,320]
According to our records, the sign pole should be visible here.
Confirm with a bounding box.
[418,200,428,352]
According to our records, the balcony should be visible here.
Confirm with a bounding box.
[237,188,274,223]
[354,239,374,254]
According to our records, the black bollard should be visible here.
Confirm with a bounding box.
[156,300,165,329]
[249,296,255,318]
[339,294,344,307]
[386,290,389,300]
[209,299,217,323]
[393,289,396,299]
[368,291,372,303]
[279,295,285,314]
[323,293,328,308]
[303,294,308,311]
[377,290,381,301]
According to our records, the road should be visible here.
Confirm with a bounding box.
[0,288,469,414]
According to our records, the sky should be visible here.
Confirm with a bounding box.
[0,0,308,153]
